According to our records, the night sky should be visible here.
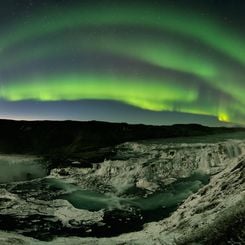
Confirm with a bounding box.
[0,0,244,126]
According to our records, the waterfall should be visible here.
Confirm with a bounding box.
[0,155,47,183]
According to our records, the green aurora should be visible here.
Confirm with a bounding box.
[0,3,244,125]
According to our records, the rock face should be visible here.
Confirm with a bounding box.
[169,157,245,245]
[52,144,245,245]
[0,134,244,244]
[50,139,244,195]
[136,157,245,245]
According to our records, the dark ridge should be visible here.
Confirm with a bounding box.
[0,119,243,165]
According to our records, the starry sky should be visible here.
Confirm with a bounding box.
[0,0,244,126]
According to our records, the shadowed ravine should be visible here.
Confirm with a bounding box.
[0,130,244,242]
[0,168,209,240]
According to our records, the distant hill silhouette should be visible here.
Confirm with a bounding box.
[0,119,244,166]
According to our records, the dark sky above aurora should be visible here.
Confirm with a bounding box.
[0,0,244,126]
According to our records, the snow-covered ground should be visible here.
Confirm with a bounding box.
[50,138,244,194]
[0,134,244,244]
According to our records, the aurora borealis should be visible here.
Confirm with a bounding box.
[0,0,244,125]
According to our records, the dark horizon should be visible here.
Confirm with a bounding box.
[0,117,243,129]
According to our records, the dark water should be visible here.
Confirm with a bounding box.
[0,173,209,240]
[51,173,209,237]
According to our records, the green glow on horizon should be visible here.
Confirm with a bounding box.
[1,74,198,111]
[0,3,244,125]
[1,73,243,125]
[218,113,230,123]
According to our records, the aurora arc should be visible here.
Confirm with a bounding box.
[0,3,244,125]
